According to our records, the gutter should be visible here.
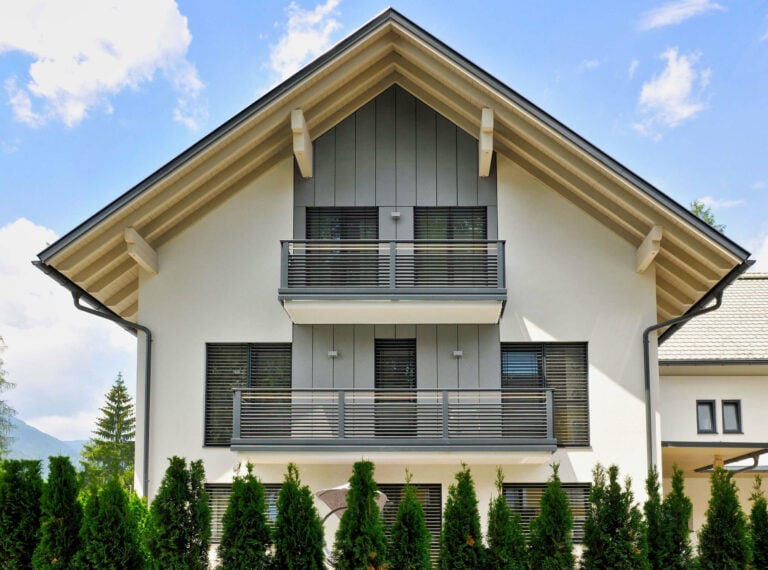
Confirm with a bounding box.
[32,261,153,498]
[642,260,753,469]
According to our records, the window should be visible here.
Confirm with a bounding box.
[503,483,590,543]
[306,207,379,240]
[722,400,742,433]
[205,343,291,446]
[414,207,487,240]
[696,400,717,434]
[374,339,417,437]
[379,483,441,564]
[206,482,281,543]
[501,343,589,447]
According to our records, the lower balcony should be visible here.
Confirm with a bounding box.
[278,240,506,324]
[230,388,556,452]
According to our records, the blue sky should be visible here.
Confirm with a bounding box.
[1,0,767,440]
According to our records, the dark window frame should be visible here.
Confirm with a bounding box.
[722,400,742,434]
[696,400,717,434]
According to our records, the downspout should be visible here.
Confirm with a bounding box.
[643,260,753,469]
[32,261,153,498]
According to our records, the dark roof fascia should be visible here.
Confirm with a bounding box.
[662,441,768,449]
[38,8,751,266]
[660,359,768,367]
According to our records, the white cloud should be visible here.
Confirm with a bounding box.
[628,59,640,79]
[0,218,136,441]
[698,196,745,209]
[750,181,766,190]
[0,0,205,129]
[753,234,768,272]
[633,48,710,139]
[639,0,724,30]
[270,0,342,80]
[577,59,602,73]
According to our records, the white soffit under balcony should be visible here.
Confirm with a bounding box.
[282,300,504,325]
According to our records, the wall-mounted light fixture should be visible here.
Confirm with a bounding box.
[391,211,401,220]
[452,350,463,358]
[327,350,339,358]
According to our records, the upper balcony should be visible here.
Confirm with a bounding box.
[278,240,506,324]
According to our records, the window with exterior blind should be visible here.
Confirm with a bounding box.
[379,483,442,564]
[414,207,487,240]
[206,482,281,543]
[501,343,589,447]
[375,339,416,437]
[503,483,590,543]
[205,343,291,446]
[306,207,378,240]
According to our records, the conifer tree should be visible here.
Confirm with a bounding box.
[582,464,648,570]
[486,467,526,570]
[273,463,325,570]
[644,465,663,570]
[698,467,750,569]
[32,456,82,569]
[0,459,43,567]
[218,463,272,569]
[439,463,484,569]
[80,373,136,490]
[527,463,574,570]
[661,465,693,569]
[750,474,768,569]
[389,470,431,570]
[332,460,387,570]
[0,337,15,458]
[146,456,211,569]
[77,478,144,569]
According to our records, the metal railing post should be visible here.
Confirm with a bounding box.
[389,241,397,289]
[280,241,289,289]
[232,389,242,440]
[338,390,345,440]
[496,241,505,288]
[442,391,450,441]
[545,389,554,440]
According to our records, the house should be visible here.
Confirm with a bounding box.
[34,9,752,552]
[659,272,768,531]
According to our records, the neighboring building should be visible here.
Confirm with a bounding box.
[659,273,768,531]
[35,10,752,549]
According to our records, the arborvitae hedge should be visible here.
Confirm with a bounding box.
[644,466,663,570]
[750,475,768,569]
[388,470,431,570]
[439,463,484,569]
[218,463,272,569]
[332,460,387,570]
[527,463,574,570]
[32,456,82,569]
[698,466,750,569]
[486,468,526,570]
[0,459,43,567]
[661,465,693,569]
[272,463,324,570]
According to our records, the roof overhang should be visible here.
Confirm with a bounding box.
[36,9,750,324]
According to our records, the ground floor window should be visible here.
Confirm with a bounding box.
[205,482,281,543]
[379,483,442,563]
[503,482,590,543]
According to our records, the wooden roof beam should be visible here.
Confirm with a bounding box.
[636,226,663,273]
[124,228,158,275]
[291,109,313,177]
[479,108,493,177]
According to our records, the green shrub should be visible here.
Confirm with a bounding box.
[527,463,574,570]
[332,460,387,570]
[661,465,693,569]
[0,459,43,567]
[439,463,484,569]
[388,470,431,570]
[486,468,526,570]
[749,474,768,569]
[273,463,324,570]
[644,466,663,570]
[697,467,750,569]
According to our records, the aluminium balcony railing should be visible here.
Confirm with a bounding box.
[278,240,506,299]
[231,388,555,451]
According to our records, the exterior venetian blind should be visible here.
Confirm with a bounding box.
[379,483,442,564]
[501,343,589,447]
[205,343,291,446]
[374,339,416,390]
[205,482,281,543]
[306,207,378,240]
[413,207,487,240]
[503,483,590,543]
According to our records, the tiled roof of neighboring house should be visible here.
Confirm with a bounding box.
[659,273,768,362]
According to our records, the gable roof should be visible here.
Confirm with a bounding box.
[659,273,768,362]
[36,8,750,324]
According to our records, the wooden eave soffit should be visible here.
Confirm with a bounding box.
[124,227,158,275]
[636,225,663,273]
[292,109,313,178]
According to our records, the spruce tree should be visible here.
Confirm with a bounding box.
[332,460,387,570]
[273,463,325,570]
[486,467,526,570]
[582,464,648,570]
[644,465,663,570]
[389,470,432,570]
[697,467,750,569]
[661,465,692,569]
[146,456,211,569]
[80,373,136,490]
[32,456,82,569]
[0,459,43,567]
[218,463,272,569]
[750,475,768,569]
[439,463,484,569]
[527,463,574,570]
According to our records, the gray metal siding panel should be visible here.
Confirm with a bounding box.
[458,325,479,389]
[396,206,414,240]
[375,324,396,339]
[396,87,417,206]
[355,100,376,206]
[312,325,333,388]
[487,205,498,240]
[333,325,355,389]
[293,207,306,240]
[415,101,437,206]
[478,153,497,205]
[292,325,313,389]
[335,115,356,206]
[396,324,416,339]
[379,207,396,240]
[314,133,335,206]
[457,129,478,206]
[436,115,457,206]
[436,325,459,389]
[416,325,438,389]
[354,325,375,389]
[375,87,396,206]
[478,325,501,389]
[294,159,314,206]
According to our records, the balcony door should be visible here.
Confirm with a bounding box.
[374,338,417,437]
